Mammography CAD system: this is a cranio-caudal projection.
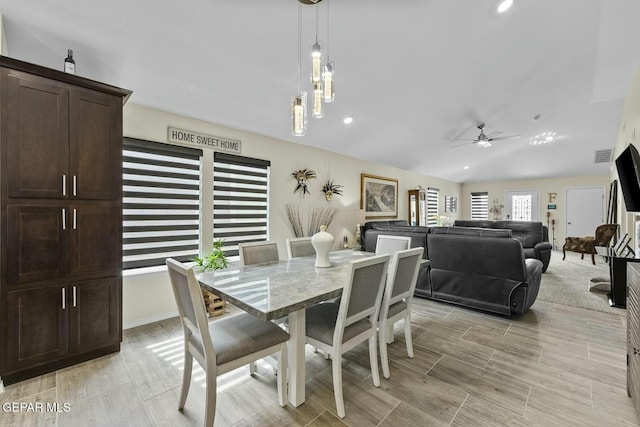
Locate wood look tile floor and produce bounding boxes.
[2,298,638,426]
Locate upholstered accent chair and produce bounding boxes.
[562,224,618,265]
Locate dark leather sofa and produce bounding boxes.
[428,227,542,315]
[360,220,543,315]
[453,220,552,272]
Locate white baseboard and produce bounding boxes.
[0,378,4,393]
[123,310,178,330]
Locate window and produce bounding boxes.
[471,192,489,220]
[213,153,270,260]
[123,138,202,270]
[426,187,439,226]
[505,190,540,221]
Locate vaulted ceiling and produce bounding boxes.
[2,0,639,182]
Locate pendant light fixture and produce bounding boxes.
[292,0,334,134]
[322,0,334,102]
[292,3,307,136]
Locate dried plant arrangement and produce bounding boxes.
[308,207,338,236]
[285,203,304,237]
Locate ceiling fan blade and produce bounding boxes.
[488,134,521,141]
[453,138,478,141]
[450,142,474,149]
[485,130,503,138]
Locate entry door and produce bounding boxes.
[566,186,605,237]
[505,190,540,221]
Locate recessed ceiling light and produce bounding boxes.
[343,116,353,124]
[497,0,513,13]
[463,166,470,170]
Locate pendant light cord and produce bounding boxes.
[326,0,330,62]
[298,3,302,94]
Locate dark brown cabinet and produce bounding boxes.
[4,69,121,200]
[0,56,130,384]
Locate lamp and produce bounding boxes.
[322,0,334,102]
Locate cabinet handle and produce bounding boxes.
[62,288,66,310]
[62,208,66,230]
[72,286,77,307]
[73,209,77,230]
[62,175,67,197]
[73,175,77,197]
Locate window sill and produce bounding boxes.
[123,262,197,278]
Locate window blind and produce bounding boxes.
[213,152,270,260]
[123,138,202,270]
[471,192,489,220]
[426,187,439,226]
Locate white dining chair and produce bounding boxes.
[378,247,424,378]
[165,258,289,427]
[238,241,279,265]
[304,254,390,418]
[375,234,411,255]
[286,237,315,259]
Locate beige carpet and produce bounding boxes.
[536,250,625,314]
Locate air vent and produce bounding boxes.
[594,149,613,164]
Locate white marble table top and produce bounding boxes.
[197,250,376,321]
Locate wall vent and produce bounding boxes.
[594,149,613,164]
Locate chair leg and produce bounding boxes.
[249,361,257,375]
[277,342,288,407]
[581,253,584,260]
[204,362,217,427]
[369,335,381,387]
[591,253,596,265]
[179,351,193,410]
[332,355,345,418]
[386,324,394,344]
[379,324,391,379]
[562,248,566,260]
[404,314,414,359]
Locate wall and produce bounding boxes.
[122,103,461,328]
[460,175,609,249]
[611,65,640,249]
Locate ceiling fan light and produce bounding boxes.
[479,140,492,148]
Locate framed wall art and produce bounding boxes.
[360,173,398,218]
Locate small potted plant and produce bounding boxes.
[194,239,229,272]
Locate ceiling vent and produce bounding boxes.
[594,149,613,164]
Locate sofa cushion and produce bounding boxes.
[431,226,512,238]
[494,221,544,249]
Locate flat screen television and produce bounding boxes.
[615,143,640,212]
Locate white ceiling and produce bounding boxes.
[2,0,639,183]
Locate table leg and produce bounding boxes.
[287,308,306,407]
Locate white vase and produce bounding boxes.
[311,225,334,268]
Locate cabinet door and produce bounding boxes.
[69,277,120,353]
[7,205,69,285]
[69,88,122,200]
[6,285,69,370]
[4,70,70,198]
[69,204,121,276]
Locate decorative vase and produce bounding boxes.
[311,225,334,268]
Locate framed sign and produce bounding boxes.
[360,173,398,219]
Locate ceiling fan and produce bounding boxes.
[452,123,520,148]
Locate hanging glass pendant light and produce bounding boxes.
[292,92,307,136]
[310,4,322,85]
[322,0,334,102]
[292,3,307,136]
[312,83,324,118]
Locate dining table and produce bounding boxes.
[196,249,377,407]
